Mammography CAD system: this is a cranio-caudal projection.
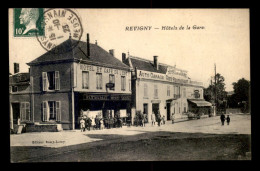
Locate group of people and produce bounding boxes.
[80,114,104,132]
[150,111,167,127]
[220,113,231,126]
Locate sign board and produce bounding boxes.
[106,83,115,89]
[137,69,203,86]
[80,64,128,76]
[166,67,187,78]
[83,93,131,101]
[120,109,127,117]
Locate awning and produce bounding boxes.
[187,99,212,107]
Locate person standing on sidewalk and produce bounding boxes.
[151,112,156,126]
[142,112,146,127]
[226,115,230,125]
[157,111,161,127]
[220,112,226,126]
[80,117,85,132]
[162,115,166,125]
[171,113,175,124]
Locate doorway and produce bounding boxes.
[167,103,171,120]
[152,103,159,118]
[12,103,20,125]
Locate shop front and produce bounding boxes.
[75,92,131,128]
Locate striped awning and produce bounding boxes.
[188,99,212,107]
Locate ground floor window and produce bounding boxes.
[20,102,30,121]
[42,101,61,122]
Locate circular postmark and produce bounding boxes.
[36,8,83,54]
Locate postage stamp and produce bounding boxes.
[36,8,83,54]
[13,8,45,37]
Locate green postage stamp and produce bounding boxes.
[13,8,45,37]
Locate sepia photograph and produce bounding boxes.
[9,8,251,162]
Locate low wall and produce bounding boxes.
[226,108,242,114]
[25,124,63,132]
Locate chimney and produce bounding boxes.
[109,49,114,56]
[122,53,126,62]
[87,33,90,57]
[153,56,159,70]
[14,63,19,74]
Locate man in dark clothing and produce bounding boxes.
[226,115,230,125]
[220,113,226,126]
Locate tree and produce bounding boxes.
[231,78,250,112]
[204,73,227,111]
[232,78,250,103]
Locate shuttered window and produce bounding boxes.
[144,83,148,97]
[55,71,60,90]
[82,71,89,89]
[42,101,61,122]
[20,102,30,121]
[42,101,49,121]
[109,74,115,90]
[42,72,47,91]
[42,71,60,91]
[121,76,126,91]
[96,73,102,89]
[167,85,170,96]
[154,85,158,98]
[56,101,61,122]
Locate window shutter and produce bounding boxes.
[26,102,30,121]
[42,72,47,91]
[56,101,61,122]
[20,103,24,121]
[55,71,60,90]
[42,101,48,121]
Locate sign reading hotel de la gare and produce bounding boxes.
[80,64,128,76]
[137,67,190,84]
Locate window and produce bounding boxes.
[184,103,186,113]
[42,101,61,122]
[96,73,102,89]
[174,85,181,98]
[82,71,89,89]
[167,85,170,96]
[42,71,60,91]
[183,88,186,98]
[20,102,30,121]
[109,74,115,90]
[144,83,148,97]
[154,84,158,98]
[12,86,18,92]
[129,79,131,91]
[121,76,126,91]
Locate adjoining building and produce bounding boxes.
[10,34,132,131]
[122,55,212,122]
[9,64,31,130]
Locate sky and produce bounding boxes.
[9,8,250,91]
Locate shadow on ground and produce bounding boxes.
[11,131,251,162]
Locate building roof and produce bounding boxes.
[28,39,130,70]
[127,56,187,74]
[9,72,30,85]
[129,56,167,74]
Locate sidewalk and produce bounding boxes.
[10,113,251,148]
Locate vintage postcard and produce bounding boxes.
[9,8,250,162]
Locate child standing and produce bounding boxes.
[80,117,85,132]
[171,113,175,124]
[226,115,230,125]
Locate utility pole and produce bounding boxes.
[214,63,217,113]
